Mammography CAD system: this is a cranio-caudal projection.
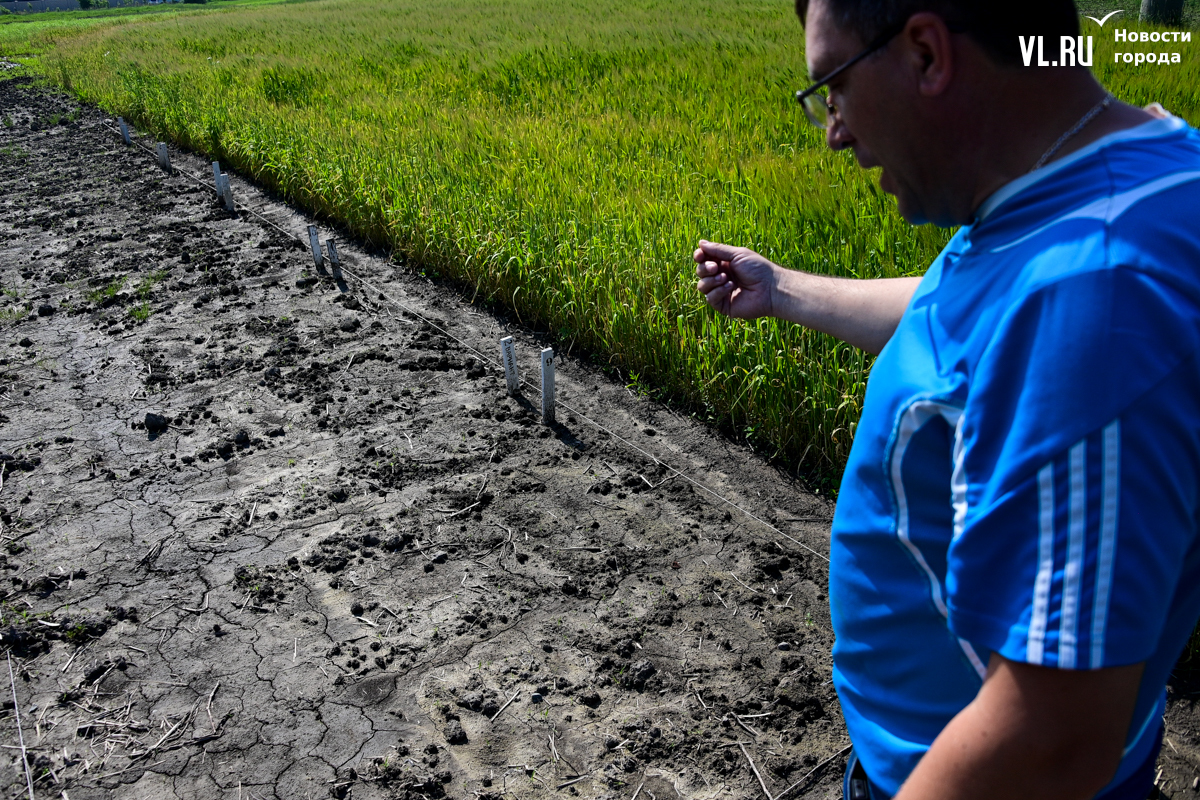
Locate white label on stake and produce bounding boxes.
[118,117,130,145]
[540,347,555,424]
[307,225,323,267]
[157,142,171,174]
[219,174,234,211]
[500,336,519,395]
[325,239,340,269]
[212,161,222,192]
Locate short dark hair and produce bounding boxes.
[794,0,1081,67]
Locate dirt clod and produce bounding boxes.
[144,412,169,433]
[445,720,468,745]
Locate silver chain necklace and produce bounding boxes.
[1032,93,1115,171]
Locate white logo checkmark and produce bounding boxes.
[1085,10,1124,26]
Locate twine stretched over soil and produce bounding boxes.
[7,653,35,800]
[99,122,830,566]
[774,742,853,800]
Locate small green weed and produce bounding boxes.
[128,270,166,320]
[87,276,124,304]
[135,270,167,299]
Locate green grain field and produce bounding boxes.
[3,0,1198,482]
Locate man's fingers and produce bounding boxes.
[701,280,735,309]
[696,239,741,263]
[693,240,744,317]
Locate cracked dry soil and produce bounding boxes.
[0,78,852,799]
[9,78,1200,800]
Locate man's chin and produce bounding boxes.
[875,168,938,224]
[884,179,928,225]
[896,197,928,225]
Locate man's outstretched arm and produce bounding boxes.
[896,654,1144,800]
[694,240,920,355]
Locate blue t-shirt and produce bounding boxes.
[831,114,1200,797]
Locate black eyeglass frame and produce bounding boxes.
[796,16,984,130]
[794,20,909,129]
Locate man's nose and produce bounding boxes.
[826,115,854,152]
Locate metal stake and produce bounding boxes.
[540,347,555,424]
[219,174,235,212]
[307,225,323,268]
[118,116,130,145]
[156,142,172,174]
[500,336,519,396]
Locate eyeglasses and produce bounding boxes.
[794,21,907,129]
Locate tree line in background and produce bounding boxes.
[0,0,212,11]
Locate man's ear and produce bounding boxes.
[901,12,955,97]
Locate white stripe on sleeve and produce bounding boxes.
[951,415,968,543]
[1091,421,1120,669]
[1029,464,1056,665]
[1059,440,1087,669]
[958,637,988,680]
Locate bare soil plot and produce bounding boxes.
[0,78,848,800]
[3,76,1198,800]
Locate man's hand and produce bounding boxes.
[694,240,779,320]
[692,239,922,354]
[895,654,1145,800]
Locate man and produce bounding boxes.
[694,1,1200,798]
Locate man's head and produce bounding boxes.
[796,1,1080,67]
[797,0,1089,226]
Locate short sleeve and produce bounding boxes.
[945,266,1200,669]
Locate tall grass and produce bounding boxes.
[6,0,1199,481]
